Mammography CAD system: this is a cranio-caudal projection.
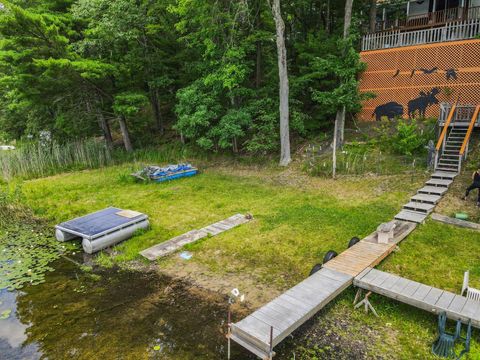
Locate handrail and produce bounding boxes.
[460,105,480,155]
[436,101,458,151]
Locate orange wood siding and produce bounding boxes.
[358,39,480,121]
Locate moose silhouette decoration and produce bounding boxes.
[408,88,440,118]
[372,102,404,121]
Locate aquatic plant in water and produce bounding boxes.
[0,223,69,290]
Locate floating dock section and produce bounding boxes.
[229,221,416,359]
[355,268,480,327]
[55,207,149,254]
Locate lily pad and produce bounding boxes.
[0,213,75,291]
[0,309,11,320]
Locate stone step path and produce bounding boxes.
[140,214,252,260]
[410,193,442,204]
[395,125,466,223]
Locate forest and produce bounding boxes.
[0,0,375,164]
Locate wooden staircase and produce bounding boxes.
[436,125,468,172]
[395,103,479,224]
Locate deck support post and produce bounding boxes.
[268,326,274,360]
[354,290,379,317]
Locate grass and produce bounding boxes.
[20,163,423,287]
[436,140,480,223]
[14,159,480,358]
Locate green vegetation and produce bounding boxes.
[21,164,424,285]
[0,0,373,156]
[303,118,436,177]
[0,188,74,290]
[0,140,206,180]
[436,141,480,222]
[16,162,480,358]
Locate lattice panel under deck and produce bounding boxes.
[359,39,480,120]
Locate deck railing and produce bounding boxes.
[362,18,480,51]
[374,6,480,32]
[438,102,479,126]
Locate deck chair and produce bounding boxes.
[432,312,472,359]
[461,271,480,302]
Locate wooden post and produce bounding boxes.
[227,309,231,359]
[269,326,274,359]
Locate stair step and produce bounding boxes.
[431,171,457,180]
[403,201,435,213]
[436,167,459,172]
[395,210,428,224]
[437,161,458,166]
[411,193,442,204]
[439,158,459,163]
[425,178,453,188]
[418,186,448,196]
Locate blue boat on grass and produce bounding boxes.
[132,164,198,183]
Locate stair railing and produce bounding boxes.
[435,100,458,170]
[458,105,480,172]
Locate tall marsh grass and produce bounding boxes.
[0,140,199,180]
[304,148,428,177]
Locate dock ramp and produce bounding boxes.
[229,268,353,359]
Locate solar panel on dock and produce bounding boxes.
[55,207,148,240]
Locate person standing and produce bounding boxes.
[462,168,480,207]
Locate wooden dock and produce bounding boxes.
[229,220,416,359]
[229,268,353,359]
[354,267,480,327]
[140,214,251,260]
[323,221,416,277]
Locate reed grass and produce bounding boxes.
[0,140,201,181]
[304,148,428,177]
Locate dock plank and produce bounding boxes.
[354,268,480,328]
[140,214,251,260]
[231,268,353,353]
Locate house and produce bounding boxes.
[358,0,480,121]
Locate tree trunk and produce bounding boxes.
[255,0,262,88]
[97,109,113,148]
[326,0,331,33]
[270,0,291,167]
[332,0,354,177]
[369,0,377,33]
[149,87,163,135]
[343,0,354,39]
[118,115,133,152]
[85,96,113,148]
[334,0,354,149]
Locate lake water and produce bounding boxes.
[0,255,260,359]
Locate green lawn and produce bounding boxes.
[22,164,423,286]
[18,163,480,358]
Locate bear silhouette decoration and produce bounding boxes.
[372,102,404,121]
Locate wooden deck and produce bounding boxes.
[140,214,251,260]
[229,220,416,358]
[355,268,480,327]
